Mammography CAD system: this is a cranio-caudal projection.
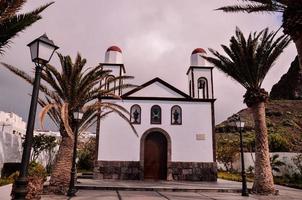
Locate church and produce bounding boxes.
[94,46,217,181]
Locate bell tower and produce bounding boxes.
[187,48,214,99]
[101,45,126,95]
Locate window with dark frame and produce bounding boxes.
[171,105,182,125]
[130,104,141,124]
[105,75,116,93]
[197,77,208,99]
[151,105,161,124]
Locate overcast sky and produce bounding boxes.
[0,0,297,131]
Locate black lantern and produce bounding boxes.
[12,34,58,200]
[67,110,83,197]
[28,34,58,65]
[234,114,249,196]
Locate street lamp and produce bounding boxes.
[234,114,249,197]
[12,34,58,200]
[67,110,83,197]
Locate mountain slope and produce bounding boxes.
[216,100,302,152]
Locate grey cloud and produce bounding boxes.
[0,0,297,130]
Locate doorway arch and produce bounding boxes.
[140,128,172,180]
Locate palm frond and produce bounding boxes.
[0,2,54,54]
[203,27,290,92]
[0,0,27,20]
[217,0,286,13]
[39,103,56,130]
[1,62,61,101]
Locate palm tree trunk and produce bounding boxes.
[292,31,302,69]
[48,135,73,194]
[251,102,275,194]
[94,113,100,163]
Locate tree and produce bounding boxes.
[0,0,53,55]
[203,27,290,194]
[217,0,302,68]
[30,134,57,162]
[29,134,58,173]
[1,53,137,194]
[217,134,239,172]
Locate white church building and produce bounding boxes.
[94,46,217,181]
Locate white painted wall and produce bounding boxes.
[0,111,26,136]
[190,52,207,66]
[102,65,123,77]
[129,82,185,98]
[105,50,123,64]
[98,99,214,163]
[0,130,22,173]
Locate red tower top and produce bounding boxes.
[191,48,206,54]
[106,46,122,53]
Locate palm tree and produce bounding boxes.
[0,0,53,54]
[217,0,302,68]
[203,27,290,194]
[1,53,137,194]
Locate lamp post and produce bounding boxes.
[12,34,58,200]
[67,110,83,197]
[234,114,249,197]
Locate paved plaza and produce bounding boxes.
[41,179,302,200]
[41,189,302,200]
[1,179,302,200]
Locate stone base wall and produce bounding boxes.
[169,162,217,181]
[93,161,141,180]
[94,161,217,181]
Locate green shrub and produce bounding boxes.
[77,138,96,171]
[269,133,291,152]
[0,178,13,186]
[28,161,47,181]
[216,134,240,172]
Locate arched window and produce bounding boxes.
[171,105,182,125]
[150,105,161,124]
[197,77,208,99]
[105,75,116,92]
[130,104,141,124]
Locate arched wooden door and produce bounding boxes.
[144,131,167,180]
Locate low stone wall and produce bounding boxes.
[217,152,300,176]
[94,161,217,181]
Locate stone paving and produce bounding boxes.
[1,179,301,200]
[40,179,302,200]
[41,189,302,200]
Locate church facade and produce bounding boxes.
[94,46,217,181]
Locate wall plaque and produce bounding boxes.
[196,134,206,140]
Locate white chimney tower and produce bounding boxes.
[104,46,123,64]
[190,48,207,66]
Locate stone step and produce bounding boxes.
[77,172,94,179]
[82,172,93,176]
[75,184,248,193]
[77,175,93,179]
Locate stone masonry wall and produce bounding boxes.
[170,162,217,181]
[94,161,217,181]
[94,161,141,180]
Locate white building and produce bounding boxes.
[0,111,25,173]
[0,111,26,136]
[95,46,217,181]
